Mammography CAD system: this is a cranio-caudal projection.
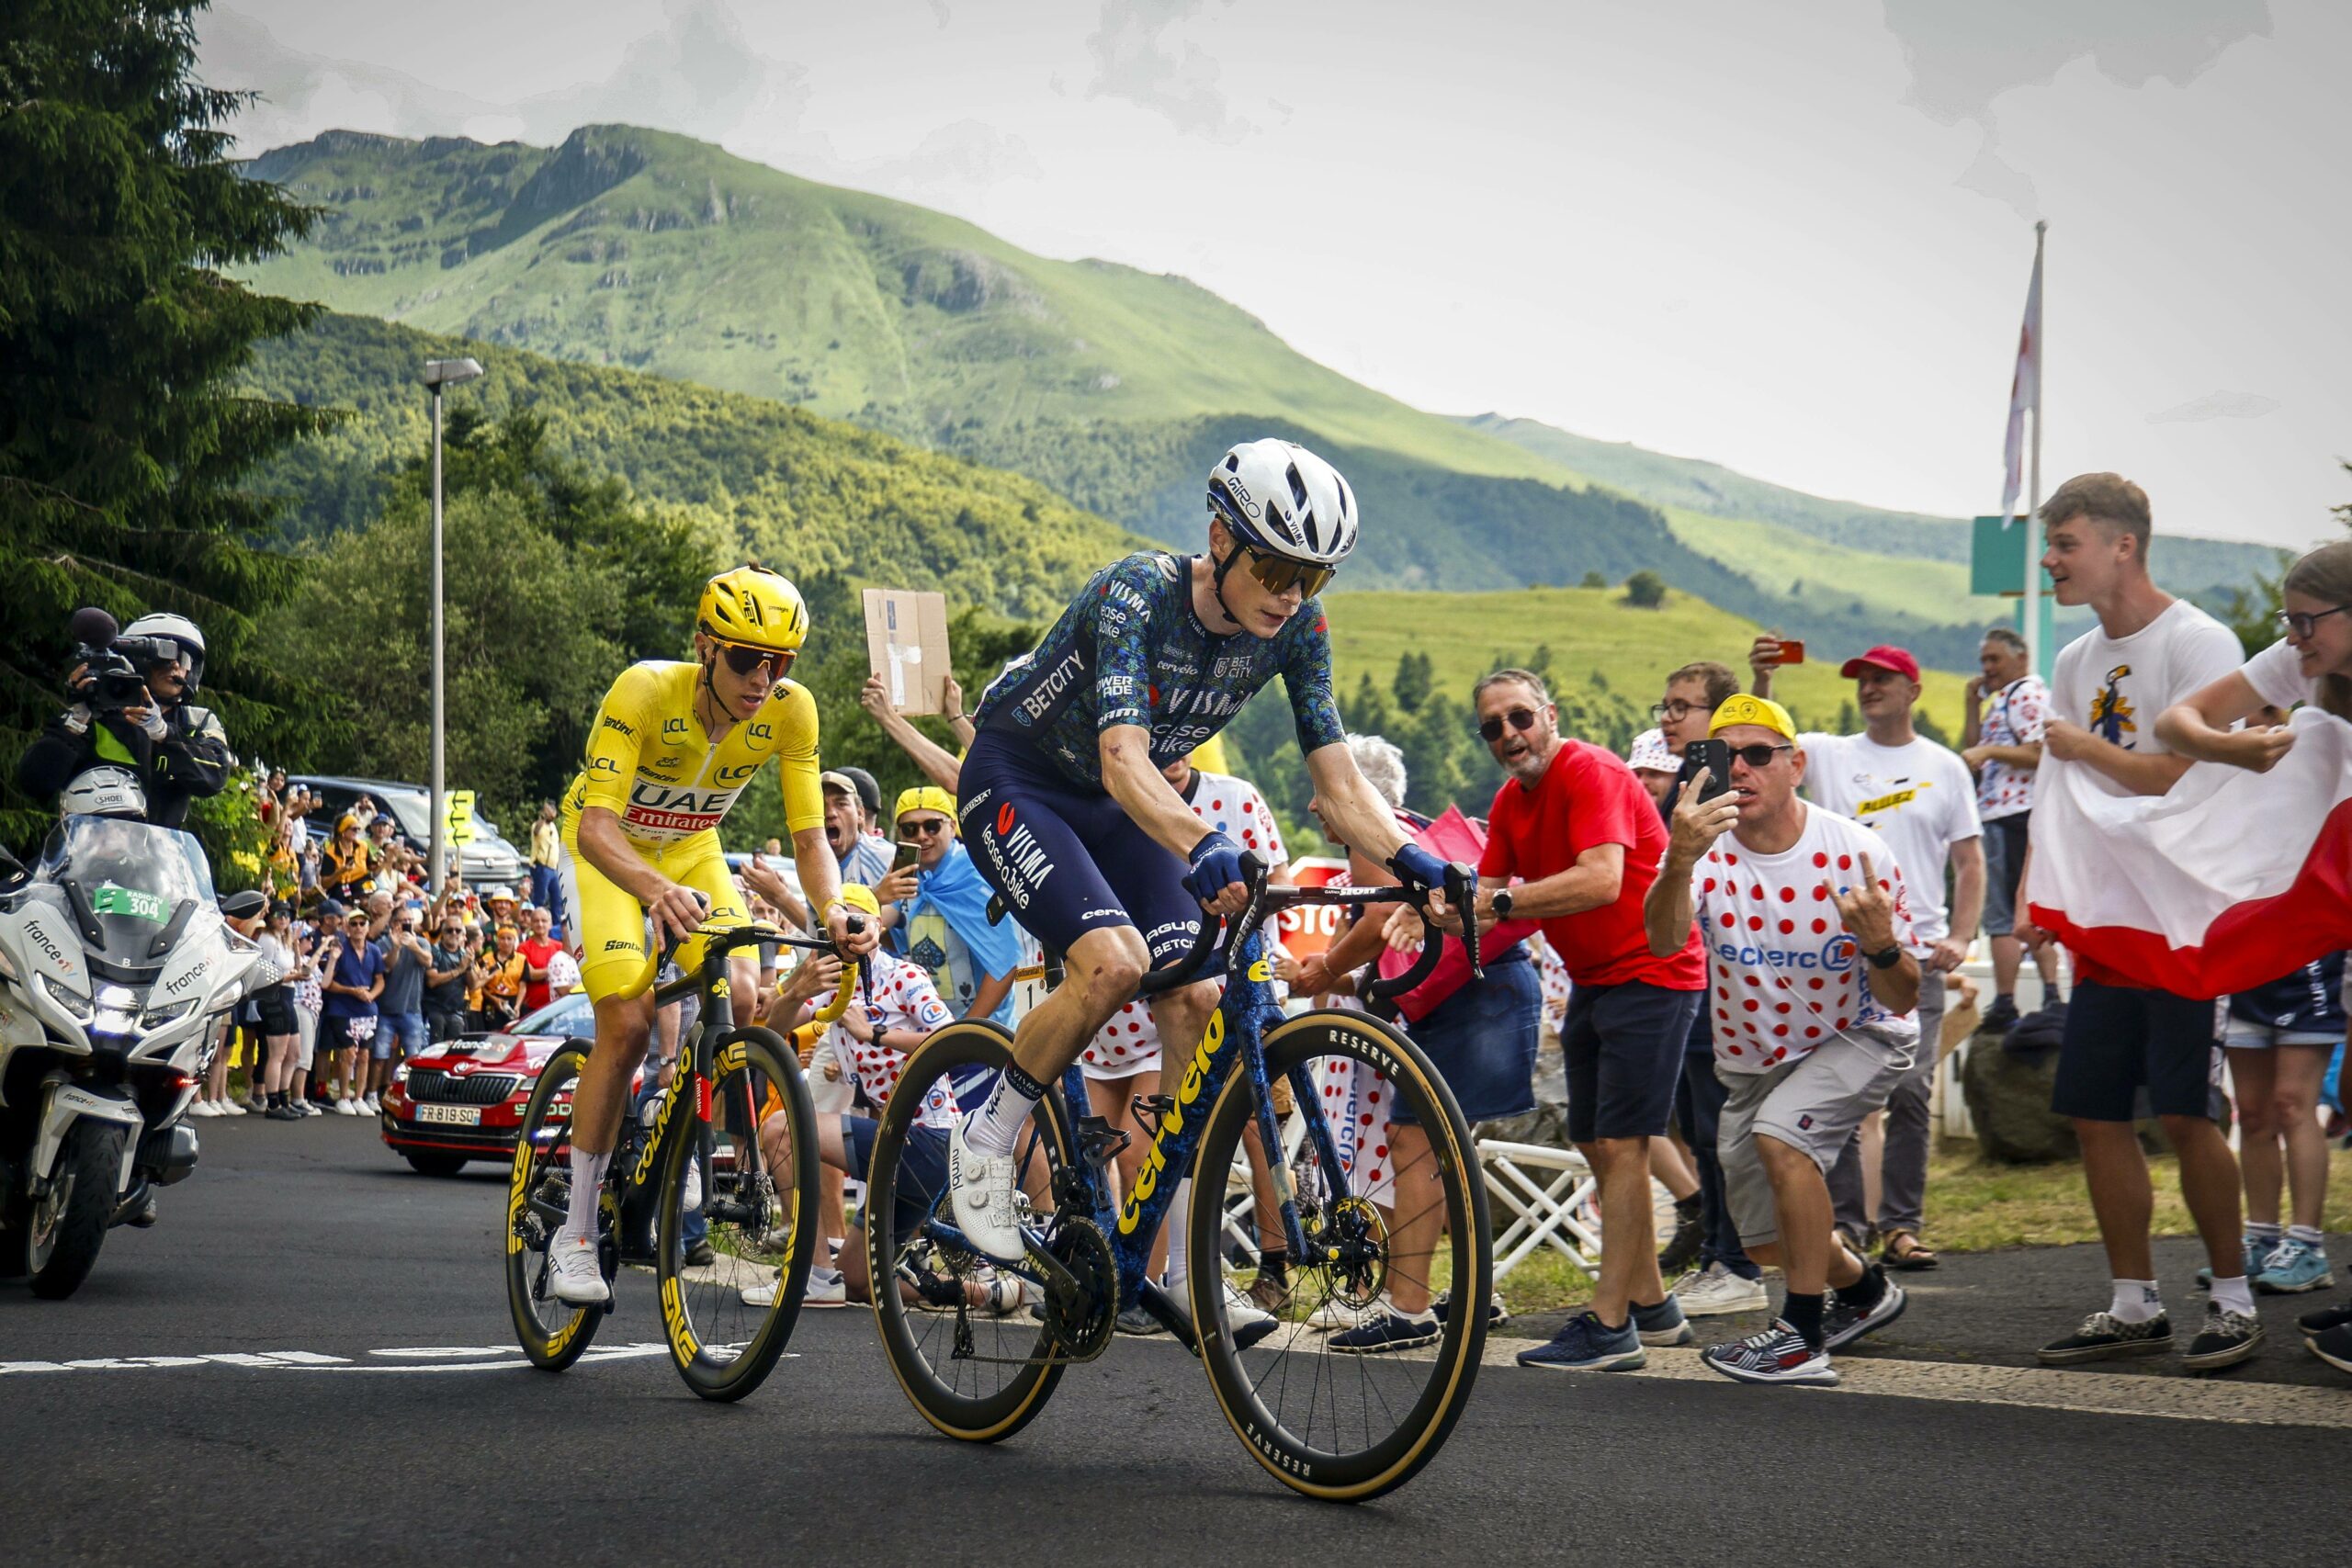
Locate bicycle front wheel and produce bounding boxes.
[654,1026,820,1402]
[504,1040,604,1371]
[1190,1010,1491,1502]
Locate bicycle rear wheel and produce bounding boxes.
[654,1027,820,1402]
[866,1021,1074,1443]
[1190,1010,1490,1501]
[504,1040,604,1371]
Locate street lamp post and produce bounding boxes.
[421,356,484,904]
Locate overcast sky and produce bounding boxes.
[198,0,2346,550]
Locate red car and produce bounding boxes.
[379,994,640,1176]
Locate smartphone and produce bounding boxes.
[1682,739,1733,803]
[1774,638,1805,665]
[892,839,922,873]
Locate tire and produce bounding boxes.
[1190,1010,1490,1502]
[503,1041,604,1371]
[404,1152,469,1178]
[28,1122,126,1300]
[654,1027,818,1402]
[867,1021,1072,1443]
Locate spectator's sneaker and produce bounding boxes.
[188,1100,216,1118]
[1114,1305,1166,1337]
[1431,1289,1510,1328]
[1658,1205,1706,1277]
[545,1226,609,1306]
[2035,1310,2173,1365]
[1674,1262,1770,1317]
[363,1092,382,1114]
[1823,1280,1908,1351]
[1305,1293,1386,1333]
[1166,1277,1281,1349]
[1329,1309,1441,1355]
[684,1239,716,1268]
[1702,1320,1837,1387]
[1633,1295,1695,1347]
[973,1269,1036,1317]
[332,1098,356,1116]
[2181,1302,2264,1371]
[2295,1296,2352,1337]
[2196,1235,2270,1290]
[945,1122,1024,1263]
[2254,1237,2335,1294]
[1977,995,2019,1038]
[2307,1322,2352,1377]
[266,1102,304,1121]
[1247,1273,1292,1314]
[300,1099,325,1115]
[1515,1311,1646,1371]
[221,1099,248,1116]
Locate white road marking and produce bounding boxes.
[0,1342,700,1375]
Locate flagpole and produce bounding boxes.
[2023,220,2046,676]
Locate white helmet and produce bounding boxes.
[122,613,206,694]
[1206,439,1359,568]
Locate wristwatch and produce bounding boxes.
[1865,943,1903,969]
[1489,888,1515,920]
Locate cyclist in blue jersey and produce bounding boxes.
[947,438,1455,1264]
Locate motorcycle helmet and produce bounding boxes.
[122,613,207,694]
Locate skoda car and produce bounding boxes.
[378,993,603,1175]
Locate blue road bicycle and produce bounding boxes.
[863,856,1493,1501]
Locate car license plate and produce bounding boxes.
[417,1104,481,1127]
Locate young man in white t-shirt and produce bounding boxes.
[2018,471,2259,1371]
[1750,640,1983,1269]
[1645,694,1924,1386]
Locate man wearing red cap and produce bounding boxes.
[1751,638,1982,1271]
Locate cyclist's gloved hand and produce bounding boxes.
[1386,843,1447,893]
[1183,830,1248,904]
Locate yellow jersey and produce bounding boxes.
[561,660,824,847]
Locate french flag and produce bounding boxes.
[2026,709,2352,1000]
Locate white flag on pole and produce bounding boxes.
[1999,245,2042,525]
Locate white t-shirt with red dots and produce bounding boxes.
[1080,770,1289,1080]
[823,949,957,1127]
[1688,803,1922,1073]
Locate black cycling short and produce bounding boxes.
[956,730,1202,963]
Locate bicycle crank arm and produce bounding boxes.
[1136,1278,1199,1355]
[916,1217,1082,1299]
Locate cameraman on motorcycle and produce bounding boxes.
[16,612,233,829]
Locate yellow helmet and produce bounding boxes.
[697,564,809,652]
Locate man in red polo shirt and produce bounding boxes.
[1462,667,1707,1371]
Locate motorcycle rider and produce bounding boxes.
[16,611,233,829]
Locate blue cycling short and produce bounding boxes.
[956,730,1203,962]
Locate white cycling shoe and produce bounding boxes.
[546,1225,609,1305]
[947,1122,1025,1263]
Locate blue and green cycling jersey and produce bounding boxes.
[973,551,1345,790]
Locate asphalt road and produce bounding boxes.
[2,1113,2346,1567]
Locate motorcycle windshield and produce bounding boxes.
[35,814,219,967]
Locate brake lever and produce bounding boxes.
[1442,862,1483,980]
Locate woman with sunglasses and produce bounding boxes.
[537,564,882,1308]
[944,438,1454,1263]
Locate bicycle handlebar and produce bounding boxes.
[1131,849,1269,998]
[1360,860,1481,1003]
[607,894,867,1012]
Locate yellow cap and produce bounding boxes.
[1709,694,1797,741]
[894,784,957,828]
[836,882,883,919]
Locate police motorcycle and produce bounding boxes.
[0,800,281,1298]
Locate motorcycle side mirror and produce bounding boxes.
[0,844,26,894]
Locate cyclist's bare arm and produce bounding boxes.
[1100,723,1220,860]
[576,806,707,945]
[1305,740,1415,870]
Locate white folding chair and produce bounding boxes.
[1478,1138,1603,1283]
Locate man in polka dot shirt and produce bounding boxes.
[1643,694,1926,1387]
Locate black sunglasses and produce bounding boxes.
[901,818,951,839]
[1724,742,1794,771]
[2278,604,2352,640]
[1477,706,1542,743]
[718,642,796,680]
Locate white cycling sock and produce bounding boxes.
[2109,1278,2163,1324]
[966,1063,1045,1159]
[565,1149,611,1239]
[2211,1275,2256,1317]
[1162,1177,1192,1296]
[2245,1221,2283,1243]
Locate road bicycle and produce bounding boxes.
[504,919,858,1401]
[864,855,1493,1501]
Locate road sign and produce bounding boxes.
[445,789,476,846]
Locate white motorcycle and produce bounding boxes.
[0,814,279,1298]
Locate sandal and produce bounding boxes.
[1881,1231,1939,1270]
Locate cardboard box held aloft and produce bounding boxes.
[862,589,954,715]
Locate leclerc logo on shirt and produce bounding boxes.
[1715,931,1856,973]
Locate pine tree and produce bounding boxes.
[1,0,332,843]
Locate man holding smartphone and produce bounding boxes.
[876,785,1021,1026]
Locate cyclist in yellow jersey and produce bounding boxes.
[545,564,881,1306]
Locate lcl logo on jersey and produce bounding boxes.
[662,717,690,740]
[748,722,773,742]
[715,762,757,784]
